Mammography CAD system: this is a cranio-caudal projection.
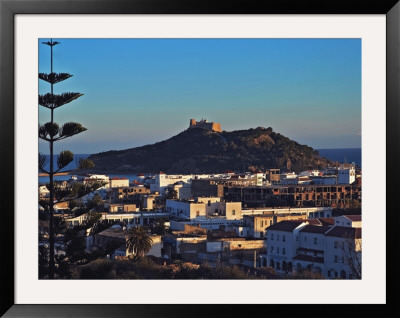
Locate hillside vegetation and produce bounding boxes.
[85,127,335,174]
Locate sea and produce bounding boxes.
[38,154,144,184]
[39,148,361,184]
[316,148,361,167]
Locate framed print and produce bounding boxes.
[1,0,399,317]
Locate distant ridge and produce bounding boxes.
[83,126,336,174]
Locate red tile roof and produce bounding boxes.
[300,225,331,234]
[317,218,335,226]
[344,215,361,222]
[306,219,322,225]
[267,220,305,232]
[325,226,361,239]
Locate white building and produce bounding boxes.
[252,171,264,186]
[310,176,337,185]
[109,177,129,188]
[337,167,356,184]
[241,207,332,219]
[266,220,362,279]
[333,215,361,228]
[324,226,362,279]
[66,211,170,227]
[166,199,206,219]
[266,220,307,272]
[280,172,297,180]
[142,194,157,211]
[166,198,242,220]
[281,176,311,185]
[150,172,229,195]
[170,217,243,231]
[83,174,110,186]
[151,172,190,195]
[299,170,320,177]
[172,182,192,200]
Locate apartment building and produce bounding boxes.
[266,218,362,279]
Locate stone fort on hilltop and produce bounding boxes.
[189,118,222,132]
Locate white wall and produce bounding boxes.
[109,179,129,188]
[166,200,206,219]
[338,167,355,184]
[333,216,361,228]
[324,236,361,279]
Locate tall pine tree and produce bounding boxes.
[39,39,96,278]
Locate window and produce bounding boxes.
[342,257,345,264]
[296,236,299,241]
[277,235,280,241]
[232,210,236,215]
[277,247,280,254]
[260,220,263,227]
[328,270,331,277]
[282,248,286,255]
[270,246,274,253]
[304,236,307,242]
[334,255,338,263]
[271,233,274,240]
[314,237,318,245]
[283,235,286,242]
[334,241,338,248]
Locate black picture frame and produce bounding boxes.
[1,0,399,317]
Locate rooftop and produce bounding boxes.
[344,215,362,222]
[325,226,361,239]
[97,227,127,239]
[317,218,335,226]
[267,220,305,232]
[300,225,331,234]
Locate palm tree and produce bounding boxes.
[125,226,153,260]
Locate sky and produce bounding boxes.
[39,38,361,154]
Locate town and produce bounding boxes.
[38,121,362,280]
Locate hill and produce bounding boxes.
[84,127,336,174]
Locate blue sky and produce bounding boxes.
[39,38,361,154]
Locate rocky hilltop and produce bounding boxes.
[84,127,336,174]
